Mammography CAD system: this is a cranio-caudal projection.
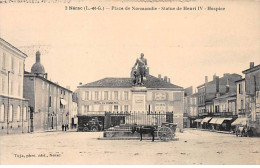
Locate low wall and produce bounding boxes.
[103,130,158,138]
[0,121,29,135]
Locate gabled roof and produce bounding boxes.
[78,75,183,89]
[0,37,27,58]
[242,64,260,74]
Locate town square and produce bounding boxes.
[1,129,260,165]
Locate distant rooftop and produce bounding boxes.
[24,71,72,93]
[78,75,183,89]
[242,64,260,74]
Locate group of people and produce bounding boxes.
[62,124,69,131]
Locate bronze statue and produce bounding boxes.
[132,53,147,85]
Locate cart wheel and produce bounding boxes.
[91,126,98,132]
[157,127,173,141]
[83,127,89,132]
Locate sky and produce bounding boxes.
[0,0,259,92]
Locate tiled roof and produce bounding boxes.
[78,75,183,89]
[24,72,72,93]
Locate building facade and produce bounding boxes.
[70,101,78,129]
[23,51,73,132]
[0,38,29,135]
[242,63,260,127]
[197,73,241,117]
[188,93,199,128]
[236,78,247,117]
[197,84,206,117]
[75,74,184,129]
[183,86,193,128]
[213,93,237,116]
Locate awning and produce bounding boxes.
[215,118,225,125]
[209,118,218,124]
[224,118,233,121]
[215,118,233,125]
[194,119,203,122]
[60,99,67,105]
[231,118,247,126]
[201,117,212,124]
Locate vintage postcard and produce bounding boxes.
[0,0,259,166]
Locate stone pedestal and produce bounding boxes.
[131,86,147,112]
[125,86,148,125]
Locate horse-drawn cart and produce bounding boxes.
[131,122,177,141]
[157,122,177,141]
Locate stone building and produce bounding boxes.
[188,92,199,128]
[236,78,246,117]
[23,51,73,132]
[233,78,248,127]
[241,63,260,131]
[232,62,260,135]
[0,38,29,134]
[75,73,184,129]
[194,73,241,130]
[197,73,242,117]
[183,86,193,128]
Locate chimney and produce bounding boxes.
[226,78,230,93]
[79,82,82,85]
[205,76,208,83]
[158,74,161,79]
[168,78,171,83]
[213,73,216,81]
[250,62,254,69]
[216,76,219,93]
[164,76,167,82]
[44,73,48,79]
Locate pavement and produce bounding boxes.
[191,128,233,134]
[0,128,259,165]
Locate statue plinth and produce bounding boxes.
[131,86,147,112]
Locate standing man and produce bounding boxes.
[132,53,147,85]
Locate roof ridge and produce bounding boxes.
[78,75,183,89]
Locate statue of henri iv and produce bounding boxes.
[132,53,148,85]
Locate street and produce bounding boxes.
[0,129,259,165]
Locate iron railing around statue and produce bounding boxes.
[104,111,174,129]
